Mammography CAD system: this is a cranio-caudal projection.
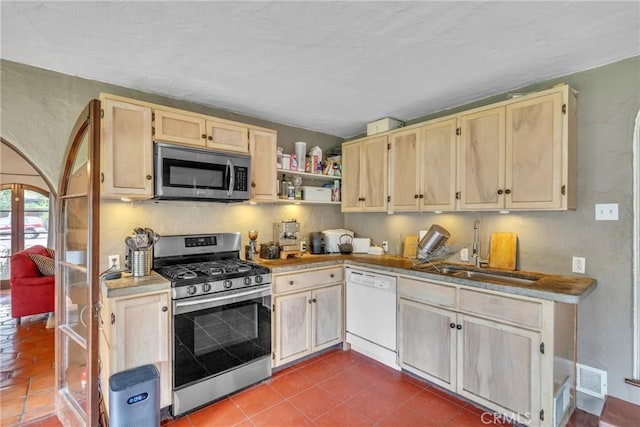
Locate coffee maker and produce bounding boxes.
[273,219,300,252]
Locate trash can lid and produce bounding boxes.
[110,364,159,392]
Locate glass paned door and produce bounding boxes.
[55,100,101,426]
[0,185,50,287]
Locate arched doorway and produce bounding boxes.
[0,140,55,289]
[0,140,58,425]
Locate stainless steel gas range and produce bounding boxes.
[153,233,272,417]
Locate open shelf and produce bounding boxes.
[277,169,342,181]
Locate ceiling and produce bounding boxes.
[1,1,639,138]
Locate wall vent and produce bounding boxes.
[576,363,607,399]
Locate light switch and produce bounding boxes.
[595,203,619,221]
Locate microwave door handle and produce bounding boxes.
[227,159,235,197]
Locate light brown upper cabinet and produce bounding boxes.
[206,120,249,153]
[341,135,388,212]
[249,128,278,201]
[154,109,207,146]
[389,117,457,212]
[100,96,154,199]
[459,85,575,211]
[154,110,250,153]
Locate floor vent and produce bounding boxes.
[576,363,607,399]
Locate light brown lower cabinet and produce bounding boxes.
[273,267,344,367]
[398,276,576,427]
[99,289,172,412]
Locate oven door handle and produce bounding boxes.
[174,285,270,314]
[226,159,234,197]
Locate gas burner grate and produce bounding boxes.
[161,265,199,280]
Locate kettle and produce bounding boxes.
[338,234,353,255]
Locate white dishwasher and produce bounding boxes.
[345,267,399,370]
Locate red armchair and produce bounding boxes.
[10,245,55,323]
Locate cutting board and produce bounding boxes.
[488,232,517,270]
[403,236,419,258]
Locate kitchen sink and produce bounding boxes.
[411,263,540,286]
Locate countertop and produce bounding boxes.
[101,271,171,298]
[255,253,597,304]
[99,253,597,304]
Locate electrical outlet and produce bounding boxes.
[460,248,469,262]
[381,241,389,252]
[595,203,619,221]
[108,255,120,270]
[572,256,586,274]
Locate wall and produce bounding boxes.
[345,56,640,408]
[0,141,50,190]
[0,59,345,266]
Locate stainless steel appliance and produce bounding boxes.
[153,233,271,417]
[309,232,325,254]
[154,142,251,202]
[273,219,300,252]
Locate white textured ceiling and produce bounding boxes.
[1,1,639,137]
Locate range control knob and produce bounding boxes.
[187,285,197,295]
[243,277,252,286]
[223,279,233,289]
[202,283,212,293]
[255,275,263,284]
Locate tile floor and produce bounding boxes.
[162,349,600,427]
[0,290,60,426]
[0,288,599,427]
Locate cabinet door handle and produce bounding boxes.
[201,134,206,139]
[419,194,424,199]
[308,299,313,304]
[162,306,168,312]
[251,182,256,188]
[449,323,456,329]
[330,273,335,278]
[312,298,317,303]
[289,280,294,285]
[111,313,115,325]
[497,189,504,195]
[456,324,462,330]
[207,136,213,141]
[100,173,105,183]
[414,194,419,199]
[146,175,152,180]
[505,189,511,195]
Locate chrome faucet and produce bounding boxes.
[472,218,487,267]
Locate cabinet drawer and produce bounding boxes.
[274,267,344,294]
[399,277,456,308]
[459,288,542,329]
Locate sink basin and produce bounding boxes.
[452,270,537,286]
[412,263,539,286]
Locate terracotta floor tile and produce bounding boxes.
[29,372,55,393]
[404,390,463,426]
[379,404,440,427]
[233,420,254,427]
[12,361,54,379]
[40,415,64,427]
[444,408,488,427]
[230,384,284,417]
[314,403,373,427]
[0,396,26,418]
[288,385,341,420]
[424,384,468,408]
[346,386,406,424]
[249,401,312,427]
[188,398,247,427]
[25,389,56,411]
[318,369,371,400]
[349,359,397,384]
[297,359,344,382]
[0,415,21,426]
[269,370,315,398]
[370,376,423,402]
[22,402,56,422]
[0,378,29,400]
[163,416,193,426]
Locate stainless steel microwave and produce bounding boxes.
[154,142,251,202]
